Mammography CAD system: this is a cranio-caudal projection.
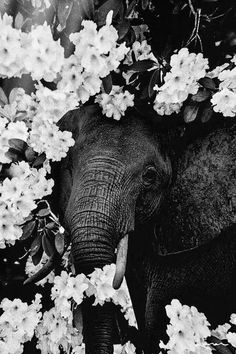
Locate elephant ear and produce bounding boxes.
[155,123,236,256]
[52,104,101,221]
[57,103,101,138]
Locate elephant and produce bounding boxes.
[55,104,236,354]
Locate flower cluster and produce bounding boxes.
[154,48,209,115]
[35,306,83,354]
[25,253,55,286]
[124,39,157,65]
[160,299,211,353]
[95,86,134,120]
[60,12,129,104]
[0,295,42,354]
[51,271,89,319]
[211,313,236,348]
[87,264,137,327]
[0,14,64,81]
[211,55,236,117]
[29,84,76,161]
[0,161,54,248]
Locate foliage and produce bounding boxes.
[0,0,235,353]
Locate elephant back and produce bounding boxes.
[156,123,236,253]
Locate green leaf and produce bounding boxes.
[183,103,199,123]
[148,69,160,98]
[126,60,156,72]
[32,153,46,168]
[30,232,42,257]
[42,231,56,257]
[199,77,217,90]
[97,0,121,27]
[56,0,73,31]
[55,231,65,255]
[32,245,43,266]
[102,74,112,94]
[20,220,36,241]
[0,87,8,106]
[191,89,210,102]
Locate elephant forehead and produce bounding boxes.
[76,119,161,163]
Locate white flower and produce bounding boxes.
[211,323,231,340]
[211,88,236,117]
[25,253,55,286]
[226,332,236,347]
[24,23,64,81]
[230,313,236,325]
[95,86,134,120]
[154,48,208,116]
[160,299,211,354]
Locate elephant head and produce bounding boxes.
[57,106,236,354]
[57,105,171,353]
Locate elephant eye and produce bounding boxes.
[142,166,157,186]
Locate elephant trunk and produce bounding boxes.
[66,158,131,354]
[70,210,116,354]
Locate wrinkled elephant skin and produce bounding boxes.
[56,106,236,354]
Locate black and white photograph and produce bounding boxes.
[0,0,235,353]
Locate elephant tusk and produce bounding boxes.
[112,234,128,290]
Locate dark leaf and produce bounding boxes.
[32,153,46,168]
[73,306,83,332]
[140,85,149,100]
[126,60,156,72]
[0,87,8,106]
[46,221,57,230]
[125,0,137,17]
[20,220,36,241]
[199,77,217,90]
[8,139,27,153]
[201,104,214,123]
[25,147,37,162]
[141,0,149,10]
[117,19,130,40]
[97,0,121,27]
[42,231,56,257]
[37,208,50,218]
[32,245,43,266]
[55,231,65,255]
[56,0,73,31]
[102,74,112,94]
[30,232,42,257]
[191,89,210,102]
[22,214,34,223]
[148,69,160,98]
[80,0,94,19]
[14,12,24,29]
[183,103,199,123]
[24,253,57,285]
[5,150,22,162]
[209,336,231,354]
